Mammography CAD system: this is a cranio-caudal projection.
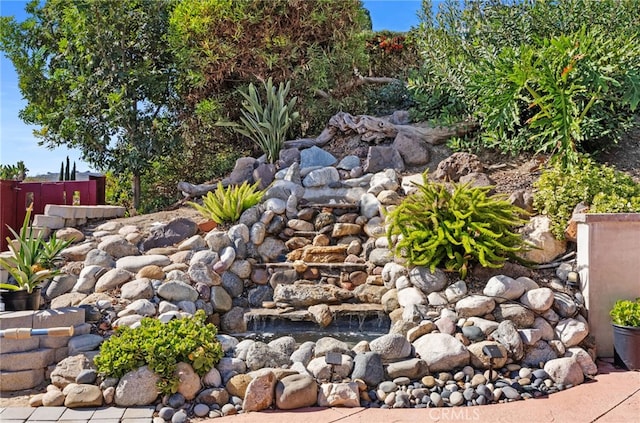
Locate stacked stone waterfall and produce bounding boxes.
[21,148,591,418]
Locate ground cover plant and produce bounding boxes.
[95,310,223,394]
[534,157,640,239]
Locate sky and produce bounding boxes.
[0,0,423,176]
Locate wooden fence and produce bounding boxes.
[0,176,105,251]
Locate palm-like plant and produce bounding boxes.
[0,207,71,293]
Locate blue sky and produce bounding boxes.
[0,0,423,176]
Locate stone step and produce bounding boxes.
[44,204,126,220]
[32,214,66,230]
[0,368,44,391]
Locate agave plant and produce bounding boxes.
[0,207,72,293]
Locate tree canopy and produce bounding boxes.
[1,0,179,208]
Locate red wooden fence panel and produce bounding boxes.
[0,176,106,251]
[0,180,19,251]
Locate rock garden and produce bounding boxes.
[0,111,603,422]
[2,1,640,421]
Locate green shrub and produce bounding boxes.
[95,310,223,394]
[533,158,640,239]
[365,79,415,117]
[386,173,529,279]
[0,161,28,180]
[220,78,299,163]
[169,0,370,145]
[469,27,640,168]
[188,181,265,225]
[411,0,640,157]
[610,298,640,327]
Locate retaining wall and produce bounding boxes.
[0,307,87,391]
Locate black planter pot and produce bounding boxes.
[612,323,640,370]
[0,287,42,311]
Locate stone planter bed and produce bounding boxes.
[0,146,595,422]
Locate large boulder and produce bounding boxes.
[140,217,198,252]
[351,352,384,386]
[114,366,160,406]
[369,333,412,361]
[517,216,566,264]
[275,374,318,410]
[243,371,277,412]
[412,333,469,372]
[317,382,360,407]
[544,357,585,386]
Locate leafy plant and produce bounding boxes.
[95,310,223,394]
[610,298,640,327]
[386,173,529,279]
[365,79,415,117]
[534,157,640,238]
[469,27,640,168]
[218,78,299,163]
[0,207,72,293]
[188,181,265,225]
[0,161,28,180]
[411,0,640,156]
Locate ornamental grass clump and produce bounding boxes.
[95,310,223,394]
[386,173,529,279]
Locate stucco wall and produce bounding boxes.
[576,213,640,357]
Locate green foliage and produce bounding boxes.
[188,181,265,225]
[386,173,529,279]
[610,299,640,327]
[469,28,640,168]
[533,157,640,239]
[0,207,71,293]
[365,79,415,117]
[95,310,223,394]
[0,161,28,180]
[169,0,371,139]
[1,0,181,209]
[220,78,299,163]
[411,0,640,159]
[104,170,133,212]
[365,30,422,82]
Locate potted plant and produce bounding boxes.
[610,298,640,370]
[0,207,71,311]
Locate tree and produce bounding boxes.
[0,0,180,208]
[168,0,372,158]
